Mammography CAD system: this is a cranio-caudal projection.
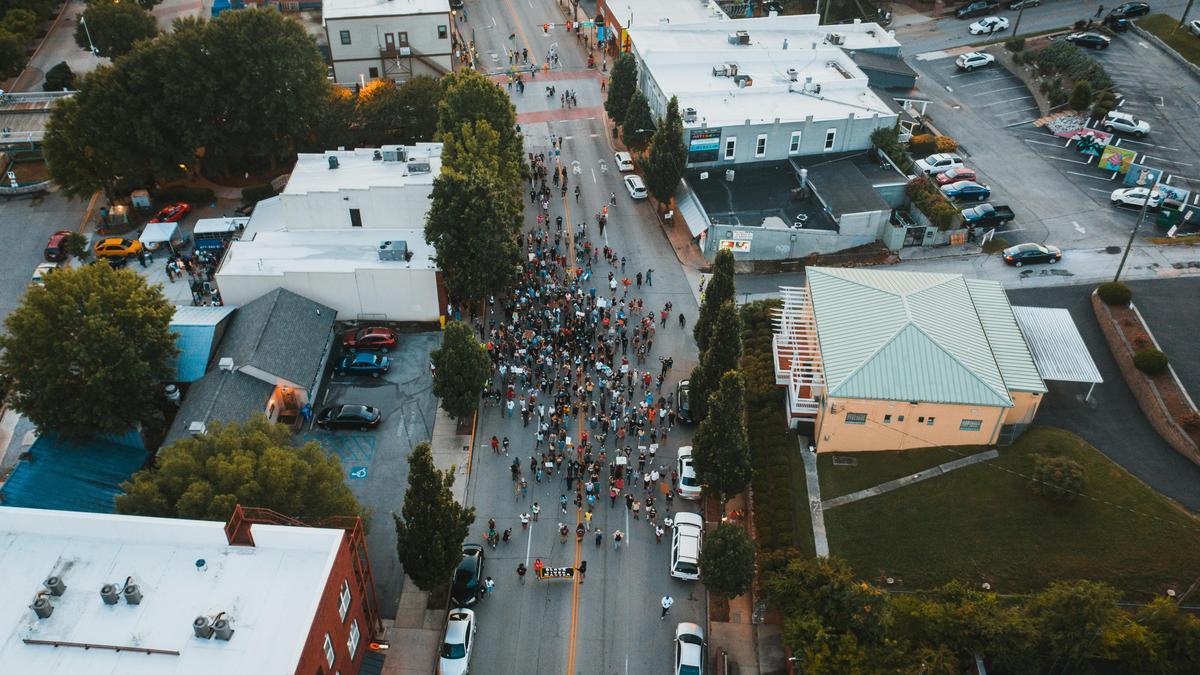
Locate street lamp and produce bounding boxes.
[80,16,99,57]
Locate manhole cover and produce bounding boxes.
[1105,246,1122,254]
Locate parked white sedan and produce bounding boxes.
[438,609,476,675]
[1111,187,1163,208]
[624,174,648,199]
[955,51,995,71]
[969,16,1010,35]
[676,446,702,501]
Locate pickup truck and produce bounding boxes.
[960,203,1014,228]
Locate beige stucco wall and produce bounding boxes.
[813,397,1008,453]
[1003,390,1043,426]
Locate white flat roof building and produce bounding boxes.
[246,143,442,235]
[322,0,449,21]
[0,507,345,674]
[216,229,442,322]
[602,0,730,29]
[630,15,896,129]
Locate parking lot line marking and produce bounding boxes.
[982,84,1029,93]
[950,70,1006,79]
[1023,138,1064,148]
[1119,138,1181,151]
[1145,155,1193,167]
[1087,187,1114,195]
[1166,174,1200,184]
[978,96,1034,108]
[956,76,1012,86]
[1044,156,1090,165]
[1065,170,1114,182]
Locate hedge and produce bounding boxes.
[1133,348,1169,376]
[905,177,959,230]
[1096,282,1132,306]
[153,186,215,204]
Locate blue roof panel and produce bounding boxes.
[0,433,147,514]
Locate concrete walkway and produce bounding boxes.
[799,440,830,558]
[821,449,1001,510]
[380,405,472,675]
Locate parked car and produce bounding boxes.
[940,181,992,201]
[676,379,693,423]
[1190,19,1200,37]
[1108,2,1151,19]
[1003,242,1062,266]
[624,174,647,199]
[44,230,73,262]
[31,262,59,286]
[915,153,964,175]
[92,237,143,259]
[614,151,634,172]
[438,609,476,675]
[956,0,999,19]
[336,352,391,377]
[955,51,995,71]
[670,512,704,580]
[1102,15,1132,32]
[1065,32,1111,49]
[1007,0,1041,9]
[676,446,702,500]
[961,203,1015,227]
[675,623,706,675]
[451,544,485,607]
[342,326,398,352]
[1103,111,1150,137]
[969,16,1009,35]
[1111,186,1163,208]
[936,167,978,186]
[316,404,382,430]
[149,202,191,223]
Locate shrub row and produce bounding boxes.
[1034,41,1112,106]
[905,176,960,231]
[869,126,912,174]
[908,133,957,158]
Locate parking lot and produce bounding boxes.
[300,329,442,618]
[940,57,1041,129]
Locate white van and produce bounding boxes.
[670,512,704,580]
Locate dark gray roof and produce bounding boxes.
[163,369,276,446]
[851,50,918,78]
[803,158,892,216]
[218,288,336,390]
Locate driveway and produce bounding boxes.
[301,329,441,619]
[1007,284,1200,512]
[1127,277,1200,404]
[0,191,86,324]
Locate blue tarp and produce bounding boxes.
[170,305,235,382]
[0,432,147,514]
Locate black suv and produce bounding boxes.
[956,0,1000,19]
[450,544,485,607]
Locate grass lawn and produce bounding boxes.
[819,445,977,498]
[1138,14,1200,67]
[823,427,1200,598]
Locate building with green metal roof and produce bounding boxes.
[774,267,1048,452]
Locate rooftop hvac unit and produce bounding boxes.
[43,576,66,596]
[786,68,798,82]
[727,30,750,45]
[31,597,53,619]
[218,357,235,372]
[100,584,120,605]
[124,584,143,605]
[725,169,735,182]
[328,156,339,170]
[828,33,845,45]
[406,160,431,174]
[734,75,753,88]
[381,146,407,162]
[194,616,215,639]
[213,618,235,641]
[683,107,697,122]
[188,421,207,436]
[712,62,738,77]
[372,150,382,161]
[378,240,412,262]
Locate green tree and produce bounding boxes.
[691,299,742,421]
[621,90,654,152]
[42,61,77,91]
[436,68,522,181]
[0,29,26,78]
[0,264,176,438]
[1026,580,1120,670]
[765,556,891,649]
[394,442,475,591]
[44,88,135,200]
[63,232,90,261]
[604,54,637,127]
[1132,597,1200,672]
[694,248,735,353]
[74,3,159,59]
[643,95,686,204]
[431,320,491,419]
[439,119,522,216]
[425,170,522,303]
[1069,80,1092,112]
[355,77,442,147]
[305,85,357,152]
[698,522,755,598]
[117,416,363,520]
[1,8,37,41]
[692,371,752,500]
[1029,454,1085,501]
[394,75,442,143]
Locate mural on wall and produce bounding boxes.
[1123,163,1163,188]
[719,239,752,252]
[1100,146,1136,174]
[688,128,723,164]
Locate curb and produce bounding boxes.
[1130,23,1200,81]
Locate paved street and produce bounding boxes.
[0,192,86,323]
[459,1,708,672]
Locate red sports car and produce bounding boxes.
[149,202,192,223]
[342,326,398,352]
[935,167,977,186]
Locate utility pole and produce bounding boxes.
[1013,2,1029,37]
[1180,0,1197,28]
[1113,176,1161,283]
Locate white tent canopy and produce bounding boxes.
[1012,306,1103,384]
[138,221,182,250]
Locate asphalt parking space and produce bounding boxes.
[303,329,441,618]
[938,59,1041,128]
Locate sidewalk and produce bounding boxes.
[380,404,471,675]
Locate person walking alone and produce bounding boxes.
[660,595,674,620]
[517,562,527,584]
[612,529,624,550]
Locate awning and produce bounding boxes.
[1012,306,1103,383]
[675,182,710,238]
[139,221,181,247]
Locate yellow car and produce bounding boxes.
[92,237,144,259]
